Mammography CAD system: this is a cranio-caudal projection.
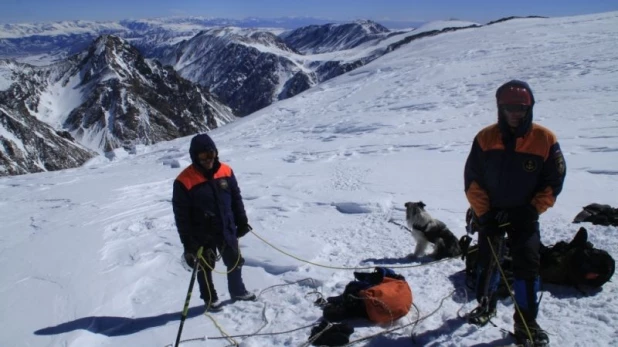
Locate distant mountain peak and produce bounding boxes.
[351,19,390,34]
[79,34,145,84]
[280,20,391,54]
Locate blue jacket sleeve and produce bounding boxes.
[172,179,196,250]
[228,170,248,227]
[532,142,566,213]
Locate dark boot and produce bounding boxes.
[467,304,496,326]
[514,317,549,346]
[232,291,257,301]
[204,298,223,312]
[467,293,498,326]
[227,265,256,300]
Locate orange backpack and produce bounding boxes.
[360,276,413,323]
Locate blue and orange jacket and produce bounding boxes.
[172,134,248,249]
[464,81,566,219]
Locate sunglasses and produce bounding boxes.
[198,151,216,161]
[501,104,529,113]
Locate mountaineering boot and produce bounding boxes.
[204,298,223,312]
[232,291,257,301]
[512,277,545,345]
[470,233,505,326]
[467,304,496,326]
[513,320,549,346]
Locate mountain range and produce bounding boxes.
[1,17,482,176]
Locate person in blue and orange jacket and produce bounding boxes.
[173,133,256,312]
[464,80,566,346]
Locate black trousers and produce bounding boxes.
[476,221,541,320]
[196,239,247,302]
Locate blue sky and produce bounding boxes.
[0,0,616,24]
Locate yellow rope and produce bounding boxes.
[197,245,242,274]
[196,259,239,346]
[179,224,463,346]
[486,234,534,343]
[203,312,238,346]
[249,229,456,270]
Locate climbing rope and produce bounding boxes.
[250,227,457,270]
[170,217,464,346]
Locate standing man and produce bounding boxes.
[464,80,566,346]
[173,133,256,312]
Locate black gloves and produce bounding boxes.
[507,205,539,226]
[183,251,196,270]
[478,205,538,235]
[477,210,509,236]
[237,224,253,238]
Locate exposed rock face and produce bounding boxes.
[0,81,95,176]
[159,28,315,117]
[0,35,234,176]
[63,35,234,152]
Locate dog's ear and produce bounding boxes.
[404,202,412,209]
[418,201,426,209]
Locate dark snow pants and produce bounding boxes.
[196,239,248,302]
[476,221,541,322]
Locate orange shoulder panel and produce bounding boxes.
[476,125,504,151]
[466,181,491,217]
[516,124,557,160]
[176,165,207,191]
[214,163,233,179]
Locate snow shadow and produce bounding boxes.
[465,337,517,347]
[447,270,476,304]
[361,254,436,266]
[34,305,205,337]
[408,316,468,346]
[333,202,373,214]
[243,257,298,275]
[541,283,603,299]
[363,334,413,346]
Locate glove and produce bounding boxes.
[237,224,252,238]
[477,210,509,236]
[182,251,196,271]
[507,204,539,227]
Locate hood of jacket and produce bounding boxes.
[189,133,220,174]
[495,80,536,139]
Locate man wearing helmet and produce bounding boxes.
[464,80,566,346]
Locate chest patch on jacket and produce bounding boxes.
[523,159,538,172]
[219,179,229,190]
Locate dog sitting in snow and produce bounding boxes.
[405,201,462,260]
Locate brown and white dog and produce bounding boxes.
[405,201,462,259]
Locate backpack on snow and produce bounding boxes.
[461,227,615,291]
[573,203,618,227]
[320,267,413,324]
[540,227,615,288]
